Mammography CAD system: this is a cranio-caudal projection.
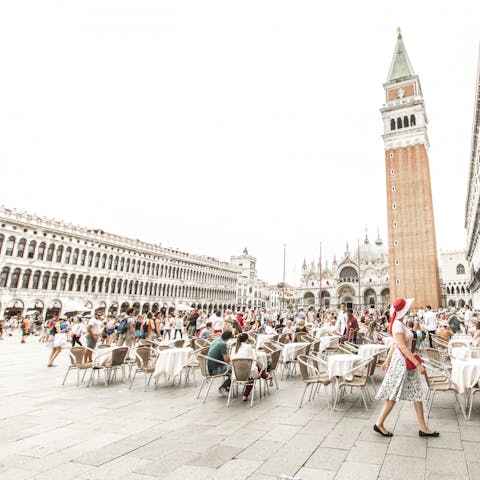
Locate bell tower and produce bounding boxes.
[381,29,441,307]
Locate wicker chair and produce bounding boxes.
[173,339,185,348]
[333,358,375,412]
[294,331,309,343]
[129,346,157,391]
[227,358,258,407]
[467,385,480,420]
[422,358,466,418]
[280,344,307,379]
[87,347,129,387]
[62,347,94,386]
[196,353,230,403]
[297,354,331,408]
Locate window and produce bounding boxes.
[76,275,83,292]
[72,249,79,265]
[390,168,394,175]
[5,236,15,256]
[403,116,409,127]
[396,279,400,286]
[0,234,4,253]
[64,247,72,263]
[410,114,416,126]
[80,250,86,266]
[113,256,119,271]
[390,119,396,130]
[392,203,397,209]
[457,264,465,275]
[94,252,100,268]
[60,273,67,291]
[101,254,107,269]
[10,268,21,288]
[395,259,400,266]
[51,272,59,290]
[391,186,396,192]
[56,245,64,263]
[32,270,41,289]
[68,274,75,291]
[119,257,125,271]
[21,269,32,289]
[0,267,10,287]
[393,221,398,228]
[394,240,399,246]
[397,117,402,129]
[87,251,94,266]
[46,244,55,262]
[17,238,26,257]
[42,271,51,289]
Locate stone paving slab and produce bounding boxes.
[1,336,479,479]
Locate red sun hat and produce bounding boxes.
[389,297,414,333]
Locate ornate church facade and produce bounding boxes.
[294,232,390,311]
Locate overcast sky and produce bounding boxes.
[1,1,479,285]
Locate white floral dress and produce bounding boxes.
[376,320,423,402]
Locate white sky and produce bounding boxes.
[1,1,479,285]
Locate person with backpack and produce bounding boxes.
[117,309,135,346]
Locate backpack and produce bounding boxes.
[117,318,128,334]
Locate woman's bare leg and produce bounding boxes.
[375,400,396,433]
[414,401,434,433]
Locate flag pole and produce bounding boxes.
[319,242,322,311]
[357,239,361,314]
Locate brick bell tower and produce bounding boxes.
[381,29,441,308]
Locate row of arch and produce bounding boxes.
[390,114,416,131]
[0,234,235,286]
[0,267,236,301]
[445,285,468,295]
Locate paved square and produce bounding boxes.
[1,338,478,480]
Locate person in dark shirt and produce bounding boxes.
[207,330,233,395]
[345,309,359,344]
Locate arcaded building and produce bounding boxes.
[0,207,238,318]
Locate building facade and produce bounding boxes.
[381,30,442,307]
[230,248,270,311]
[440,250,472,308]
[0,207,238,319]
[465,47,480,307]
[294,232,390,311]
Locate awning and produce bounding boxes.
[62,301,92,313]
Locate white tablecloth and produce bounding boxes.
[450,347,471,360]
[327,354,361,380]
[358,344,389,359]
[256,334,275,349]
[451,358,480,393]
[319,336,338,352]
[381,336,393,348]
[93,347,115,366]
[282,342,309,362]
[312,326,330,339]
[449,337,477,350]
[154,347,193,380]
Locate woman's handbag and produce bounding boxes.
[397,347,422,370]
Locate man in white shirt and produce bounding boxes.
[264,319,276,335]
[424,305,437,348]
[335,303,347,337]
[464,305,474,332]
[84,313,102,362]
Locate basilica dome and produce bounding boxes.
[354,232,386,260]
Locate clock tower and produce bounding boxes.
[381,30,441,307]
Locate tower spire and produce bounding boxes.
[387,28,415,82]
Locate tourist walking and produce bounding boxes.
[20,316,31,344]
[117,310,135,346]
[47,316,69,367]
[424,306,437,348]
[71,317,85,346]
[374,298,439,438]
[84,313,102,363]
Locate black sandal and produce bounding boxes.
[374,424,393,437]
[419,430,440,437]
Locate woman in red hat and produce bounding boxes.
[374,298,439,437]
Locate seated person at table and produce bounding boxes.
[207,330,233,395]
[200,322,213,340]
[437,323,453,342]
[276,316,285,332]
[448,313,462,334]
[232,320,243,336]
[295,319,309,335]
[231,333,268,401]
[264,319,276,335]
